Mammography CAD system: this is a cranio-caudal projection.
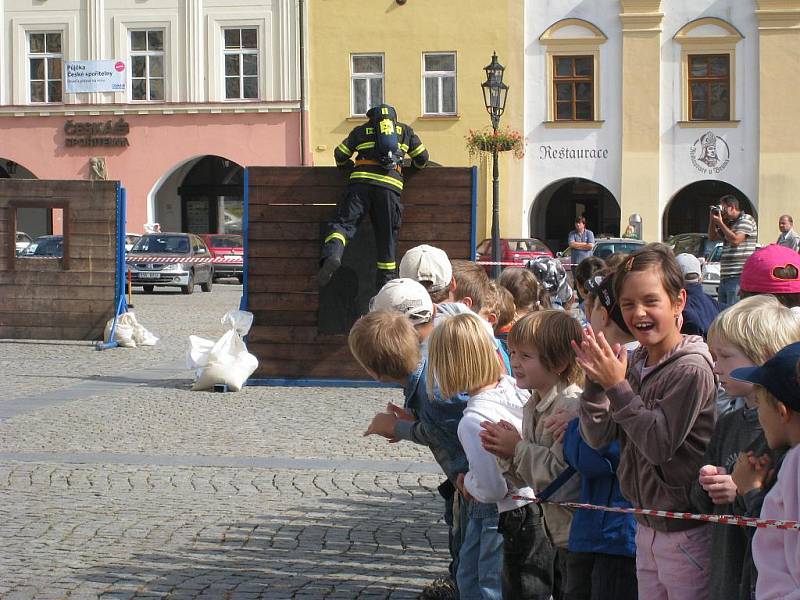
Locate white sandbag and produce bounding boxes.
[187,335,216,369]
[104,313,136,347]
[188,310,258,391]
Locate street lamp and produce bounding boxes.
[481,52,508,279]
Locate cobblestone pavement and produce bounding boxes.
[0,284,449,599]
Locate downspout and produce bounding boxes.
[298,0,306,165]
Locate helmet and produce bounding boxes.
[527,256,566,293]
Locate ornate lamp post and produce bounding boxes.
[481,52,508,279]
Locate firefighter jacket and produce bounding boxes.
[333,122,428,192]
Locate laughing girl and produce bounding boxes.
[574,244,717,600]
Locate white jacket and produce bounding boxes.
[459,374,535,512]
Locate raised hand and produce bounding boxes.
[479,419,521,459]
[571,326,627,390]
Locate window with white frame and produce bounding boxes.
[351,54,383,116]
[423,52,456,115]
[130,30,165,101]
[28,32,62,103]
[223,28,259,100]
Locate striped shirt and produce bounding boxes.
[720,212,758,278]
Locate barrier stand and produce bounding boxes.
[126,269,134,309]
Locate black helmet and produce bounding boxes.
[527,256,566,293]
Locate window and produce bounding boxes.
[223,28,259,100]
[351,54,383,116]
[130,30,165,101]
[688,54,730,121]
[28,32,62,103]
[423,52,456,115]
[553,56,593,121]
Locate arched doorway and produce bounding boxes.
[530,178,620,252]
[664,180,755,238]
[151,155,243,234]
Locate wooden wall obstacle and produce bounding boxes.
[244,166,476,382]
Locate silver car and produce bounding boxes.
[127,233,214,294]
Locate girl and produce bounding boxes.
[498,267,551,322]
[575,244,717,600]
[428,312,553,600]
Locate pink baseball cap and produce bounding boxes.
[740,244,800,294]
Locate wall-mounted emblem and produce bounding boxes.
[690,131,729,175]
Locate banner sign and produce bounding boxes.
[64,60,127,93]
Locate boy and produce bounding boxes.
[675,253,720,339]
[730,342,800,600]
[689,295,800,600]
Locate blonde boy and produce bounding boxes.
[689,295,800,600]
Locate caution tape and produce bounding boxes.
[477,260,580,268]
[126,256,242,264]
[511,495,800,531]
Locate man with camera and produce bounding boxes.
[708,194,758,308]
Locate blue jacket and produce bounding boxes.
[681,282,721,339]
[394,355,469,481]
[562,419,636,557]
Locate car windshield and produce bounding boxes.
[130,235,190,254]
[708,244,723,262]
[31,237,63,257]
[508,239,549,253]
[209,235,242,248]
[595,241,643,259]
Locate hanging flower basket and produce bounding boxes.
[465,127,525,161]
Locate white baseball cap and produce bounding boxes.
[675,253,702,280]
[369,278,434,325]
[399,244,453,292]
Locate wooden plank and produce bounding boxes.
[248,258,319,276]
[0,310,113,328]
[248,167,343,187]
[0,325,106,341]
[247,241,322,259]
[248,220,470,242]
[0,297,115,312]
[0,270,116,286]
[2,284,115,300]
[249,186,342,206]
[249,204,336,223]
[246,310,319,326]
[252,360,368,380]
[248,274,320,293]
[0,179,118,196]
[247,326,345,344]
[247,292,319,311]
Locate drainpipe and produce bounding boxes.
[298,0,307,165]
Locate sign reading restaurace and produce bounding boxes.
[538,145,610,160]
[64,60,127,94]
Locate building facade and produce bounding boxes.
[307,0,525,244]
[0,0,301,236]
[525,0,800,250]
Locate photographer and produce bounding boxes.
[708,194,758,308]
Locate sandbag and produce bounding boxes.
[103,311,158,348]
[187,310,258,392]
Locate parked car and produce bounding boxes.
[21,234,63,258]
[667,233,718,264]
[701,242,722,299]
[15,231,33,255]
[127,232,214,294]
[125,233,141,252]
[200,233,244,283]
[559,237,647,272]
[476,238,553,273]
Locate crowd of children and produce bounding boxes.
[346,241,800,600]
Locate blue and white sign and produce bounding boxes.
[64,60,127,93]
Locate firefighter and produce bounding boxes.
[317,104,429,289]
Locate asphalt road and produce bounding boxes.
[0,283,448,599]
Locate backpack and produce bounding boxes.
[366,104,401,171]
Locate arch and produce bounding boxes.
[0,158,47,237]
[663,180,756,238]
[539,18,608,43]
[529,178,620,252]
[674,17,744,42]
[148,154,243,234]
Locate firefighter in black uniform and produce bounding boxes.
[317,104,429,288]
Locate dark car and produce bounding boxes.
[200,234,244,283]
[667,233,718,263]
[476,238,553,273]
[127,233,214,294]
[558,237,647,272]
[21,234,63,258]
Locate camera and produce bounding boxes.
[710,205,723,215]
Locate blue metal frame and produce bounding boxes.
[96,184,128,350]
[239,167,249,312]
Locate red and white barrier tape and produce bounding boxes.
[126,256,242,264]
[511,495,800,531]
[478,260,580,267]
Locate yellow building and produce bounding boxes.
[307,0,524,245]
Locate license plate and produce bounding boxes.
[225,255,241,260]
[139,272,159,279]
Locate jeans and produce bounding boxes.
[499,503,555,600]
[457,498,503,600]
[635,524,711,600]
[718,276,741,309]
[566,551,638,600]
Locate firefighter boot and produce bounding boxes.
[317,238,345,288]
[375,263,397,290]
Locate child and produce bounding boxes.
[428,312,551,600]
[480,310,584,599]
[576,243,717,600]
[675,253,720,339]
[689,295,800,600]
[729,342,800,600]
[399,244,455,304]
[492,285,516,355]
[573,257,606,326]
[739,243,800,309]
[498,267,551,319]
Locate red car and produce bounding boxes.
[200,234,244,283]
[476,238,554,273]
